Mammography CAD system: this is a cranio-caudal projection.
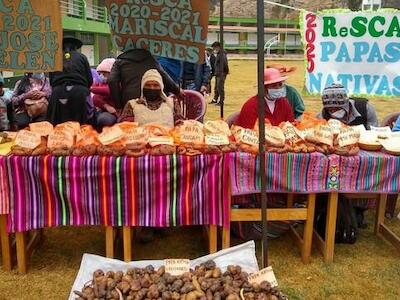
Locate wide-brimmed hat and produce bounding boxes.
[63,33,83,49]
[264,68,288,85]
[267,64,297,75]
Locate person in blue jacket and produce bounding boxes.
[179,58,211,95]
[393,115,400,132]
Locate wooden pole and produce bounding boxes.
[219,0,224,118]
[257,0,268,268]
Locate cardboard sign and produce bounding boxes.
[0,0,63,72]
[164,259,190,276]
[106,0,209,63]
[205,120,231,136]
[265,126,285,146]
[205,134,229,146]
[314,125,334,146]
[125,127,149,144]
[352,124,367,136]
[338,127,360,147]
[231,125,243,142]
[55,121,80,137]
[299,128,315,139]
[391,132,400,138]
[371,126,392,139]
[148,136,174,147]
[248,267,278,287]
[15,130,41,149]
[180,123,204,144]
[282,123,303,145]
[328,119,343,135]
[240,129,259,146]
[301,11,399,97]
[48,130,74,149]
[99,126,124,146]
[29,121,54,136]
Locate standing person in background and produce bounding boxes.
[206,48,216,97]
[91,58,118,127]
[11,72,51,129]
[47,35,93,125]
[267,64,305,119]
[180,59,211,94]
[210,41,229,106]
[108,49,183,110]
[0,76,16,131]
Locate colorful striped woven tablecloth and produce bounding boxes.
[228,152,329,195]
[6,154,230,233]
[0,156,9,214]
[328,150,400,193]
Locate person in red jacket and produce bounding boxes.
[235,68,294,128]
[91,58,118,127]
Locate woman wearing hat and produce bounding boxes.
[91,58,118,127]
[235,68,294,128]
[47,35,93,125]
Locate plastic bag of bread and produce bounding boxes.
[124,127,149,157]
[98,125,126,156]
[29,121,54,137]
[11,130,46,156]
[47,128,75,156]
[55,121,80,137]
[72,125,100,156]
[175,120,205,156]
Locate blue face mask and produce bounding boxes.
[98,73,107,83]
[267,87,286,100]
[31,73,44,80]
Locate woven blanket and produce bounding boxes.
[228,152,329,195]
[7,155,230,233]
[328,151,400,193]
[0,156,9,214]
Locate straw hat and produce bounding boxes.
[267,64,297,75]
[264,68,288,85]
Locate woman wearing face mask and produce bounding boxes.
[319,83,378,129]
[11,72,51,129]
[91,58,118,128]
[119,69,183,128]
[235,68,294,129]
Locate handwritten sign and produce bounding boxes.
[15,130,41,149]
[48,130,74,149]
[180,123,204,144]
[125,127,148,144]
[352,124,367,136]
[265,126,285,146]
[282,123,303,145]
[99,126,124,146]
[164,259,190,276]
[239,129,259,146]
[248,267,278,287]
[29,121,54,136]
[371,126,392,139]
[299,127,314,140]
[231,125,243,142]
[205,134,229,146]
[338,127,360,147]
[328,119,343,135]
[314,125,334,146]
[205,120,231,136]
[148,136,174,147]
[105,0,210,63]
[0,0,62,72]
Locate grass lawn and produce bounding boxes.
[0,60,399,299]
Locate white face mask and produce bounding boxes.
[267,87,286,100]
[330,109,346,119]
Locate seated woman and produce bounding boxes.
[91,58,118,127]
[120,69,183,128]
[11,73,51,129]
[235,68,294,128]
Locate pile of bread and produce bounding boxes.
[8,115,400,157]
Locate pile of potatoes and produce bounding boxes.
[74,261,287,300]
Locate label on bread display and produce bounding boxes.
[240,129,259,146]
[125,127,149,145]
[205,120,231,136]
[338,127,360,147]
[29,121,54,136]
[48,130,74,149]
[205,134,230,146]
[282,123,303,145]
[99,126,124,146]
[248,267,278,287]
[327,119,343,135]
[370,126,392,139]
[3,131,17,140]
[164,259,190,276]
[15,130,41,149]
[148,136,174,147]
[265,126,285,147]
[180,123,204,144]
[55,121,80,136]
[314,125,333,146]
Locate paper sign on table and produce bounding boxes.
[125,127,149,144]
[99,126,124,145]
[338,127,360,147]
[164,259,190,276]
[180,123,204,144]
[299,128,314,139]
[314,125,333,146]
[282,122,303,145]
[240,129,259,146]
[148,136,174,147]
[328,119,343,135]
[231,125,243,142]
[15,130,42,149]
[48,130,74,149]
[248,266,278,287]
[391,132,400,138]
[205,120,231,136]
[205,134,230,146]
[29,121,54,136]
[371,126,392,138]
[265,126,285,146]
[352,124,367,136]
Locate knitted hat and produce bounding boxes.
[321,84,350,112]
[140,69,169,101]
[96,58,116,73]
